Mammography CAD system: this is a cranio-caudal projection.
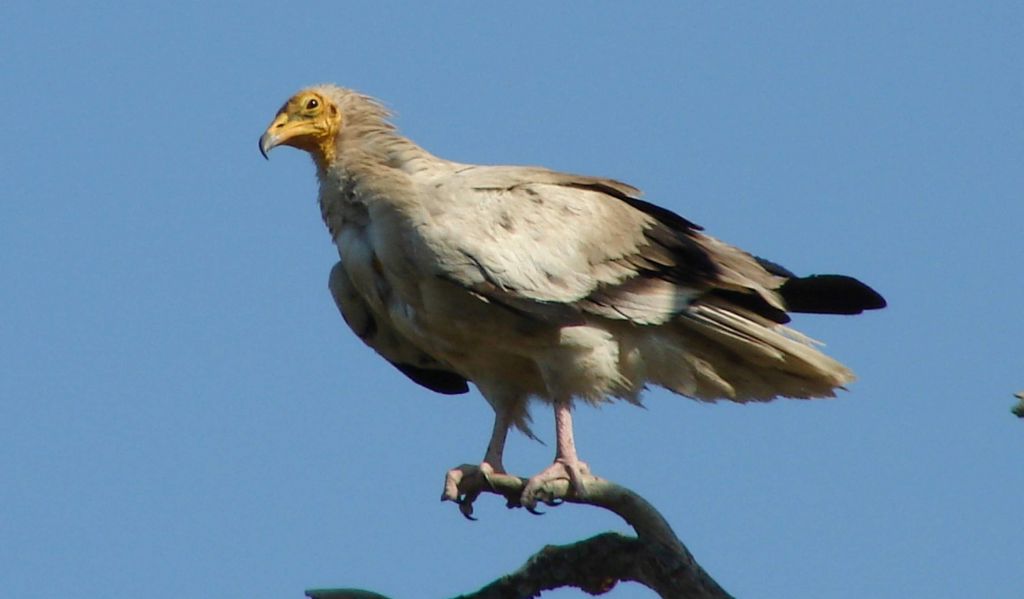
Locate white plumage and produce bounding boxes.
[260,85,885,507]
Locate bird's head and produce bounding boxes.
[259,87,343,168]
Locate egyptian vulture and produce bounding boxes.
[260,85,885,508]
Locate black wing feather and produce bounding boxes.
[779,274,887,315]
[391,362,470,395]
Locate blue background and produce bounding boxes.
[2,3,1021,597]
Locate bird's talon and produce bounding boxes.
[458,501,477,521]
[443,463,503,518]
[526,505,545,515]
[518,458,592,509]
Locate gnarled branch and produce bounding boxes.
[307,472,732,599]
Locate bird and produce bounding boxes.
[259,84,886,510]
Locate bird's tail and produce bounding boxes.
[631,297,855,402]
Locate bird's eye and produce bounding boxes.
[306,98,320,110]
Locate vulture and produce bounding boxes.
[260,85,886,509]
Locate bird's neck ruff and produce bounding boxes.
[306,88,448,181]
[316,115,441,238]
[327,120,444,182]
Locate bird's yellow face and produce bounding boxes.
[259,90,342,168]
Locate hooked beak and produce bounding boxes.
[258,132,277,160]
[259,112,290,160]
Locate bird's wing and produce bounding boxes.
[754,256,887,315]
[422,165,788,326]
[328,261,469,395]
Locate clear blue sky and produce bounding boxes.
[2,3,1021,598]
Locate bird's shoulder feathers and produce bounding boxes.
[409,165,785,326]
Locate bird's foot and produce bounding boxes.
[520,458,593,512]
[441,462,503,520]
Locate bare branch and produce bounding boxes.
[309,472,733,598]
[454,531,730,599]
[447,472,733,599]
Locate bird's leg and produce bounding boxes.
[481,406,509,474]
[442,407,512,518]
[520,398,592,510]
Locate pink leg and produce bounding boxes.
[520,399,591,509]
[554,398,579,463]
[482,408,510,473]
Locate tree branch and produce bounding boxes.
[307,472,732,599]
